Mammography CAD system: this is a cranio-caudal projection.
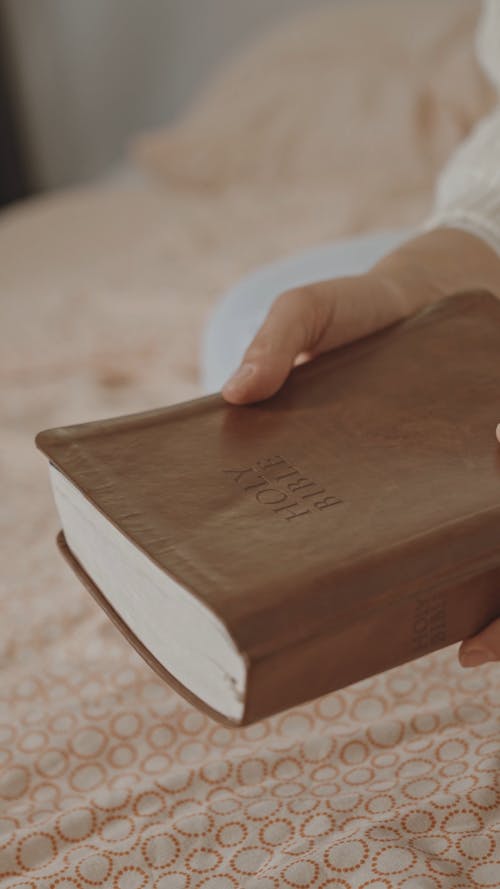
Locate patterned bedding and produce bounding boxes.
[1,1,499,885]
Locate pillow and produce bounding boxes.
[133,0,494,196]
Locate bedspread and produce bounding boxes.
[1,1,499,886]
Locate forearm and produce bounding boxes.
[372,227,500,316]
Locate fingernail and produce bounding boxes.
[460,647,496,667]
[224,363,255,392]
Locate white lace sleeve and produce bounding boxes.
[423,0,500,256]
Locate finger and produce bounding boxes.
[458,617,500,667]
[294,351,313,366]
[222,286,333,404]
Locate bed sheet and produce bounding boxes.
[1,1,499,885]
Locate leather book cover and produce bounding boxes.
[36,291,500,725]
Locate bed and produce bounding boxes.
[1,1,499,885]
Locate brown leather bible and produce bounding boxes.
[36,290,500,726]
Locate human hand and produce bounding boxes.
[222,227,500,404]
[221,270,415,404]
[459,618,500,667]
[221,227,500,668]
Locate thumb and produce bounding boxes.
[222,286,334,404]
[459,617,500,667]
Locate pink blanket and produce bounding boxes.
[2,1,499,885]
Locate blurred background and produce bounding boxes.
[0,0,324,204]
[0,0,491,422]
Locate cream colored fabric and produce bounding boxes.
[2,1,500,886]
[425,0,500,255]
[134,0,494,226]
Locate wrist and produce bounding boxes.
[370,226,500,316]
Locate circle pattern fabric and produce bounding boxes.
[1,641,499,887]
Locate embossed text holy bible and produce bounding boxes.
[36,291,500,725]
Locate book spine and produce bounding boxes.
[241,564,500,724]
